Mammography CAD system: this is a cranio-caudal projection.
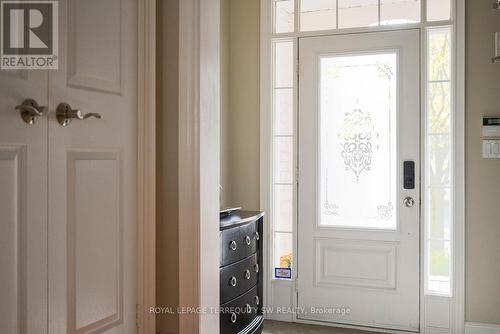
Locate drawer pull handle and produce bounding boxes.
[229,241,237,251]
[244,236,251,245]
[244,269,251,280]
[245,304,252,313]
[254,232,260,241]
[230,312,237,323]
[254,263,259,273]
[254,296,260,306]
[229,276,237,287]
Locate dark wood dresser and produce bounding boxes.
[220,210,264,334]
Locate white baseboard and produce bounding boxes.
[465,322,500,334]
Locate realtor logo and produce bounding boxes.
[1,0,58,69]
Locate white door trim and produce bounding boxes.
[453,1,466,333]
[178,0,221,333]
[137,0,156,333]
[140,0,221,332]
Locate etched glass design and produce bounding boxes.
[319,52,398,229]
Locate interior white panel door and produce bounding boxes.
[47,0,138,333]
[298,30,420,332]
[0,69,48,333]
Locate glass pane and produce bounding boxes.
[380,0,421,25]
[428,240,451,293]
[427,0,450,22]
[275,88,293,135]
[428,29,451,81]
[274,184,293,232]
[428,187,452,239]
[274,232,293,271]
[428,82,451,134]
[429,135,452,186]
[274,41,294,88]
[426,26,452,296]
[338,0,378,29]
[319,53,397,229]
[300,0,337,32]
[275,0,295,33]
[274,137,293,183]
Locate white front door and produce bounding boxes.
[0,1,137,333]
[298,30,420,332]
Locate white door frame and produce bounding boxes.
[177,0,221,332]
[137,0,157,333]
[259,0,465,333]
[137,0,222,333]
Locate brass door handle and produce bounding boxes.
[56,102,101,126]
[16,99,47,124]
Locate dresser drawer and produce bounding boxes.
[220,253,259,304]
[220,221,259,266]
[220,285,260,334]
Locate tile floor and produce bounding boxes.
[262,320,378,334]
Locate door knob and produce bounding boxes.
[56,102,101,126]
[16,99,47,124]
[403,197,415,208]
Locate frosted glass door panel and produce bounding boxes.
[319,53,398,229]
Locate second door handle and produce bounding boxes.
[56,102,101,127]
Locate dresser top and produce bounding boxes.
[220,210,264,230]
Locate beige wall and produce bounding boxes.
[465,0,500,324]
[221,0,261,210]
[156,0,180,332]
[221,0,500,326]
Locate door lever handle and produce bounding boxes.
[56,102,102,126]
[16,98,47,124]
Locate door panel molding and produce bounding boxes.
[0,146,27,334]
[66,151,123,334]
[67,0,124,95]
[314,238,397,290]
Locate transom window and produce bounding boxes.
[274,0,451,34]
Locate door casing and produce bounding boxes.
[259,0,466,332]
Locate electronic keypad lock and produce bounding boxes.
[403,161,415,190]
